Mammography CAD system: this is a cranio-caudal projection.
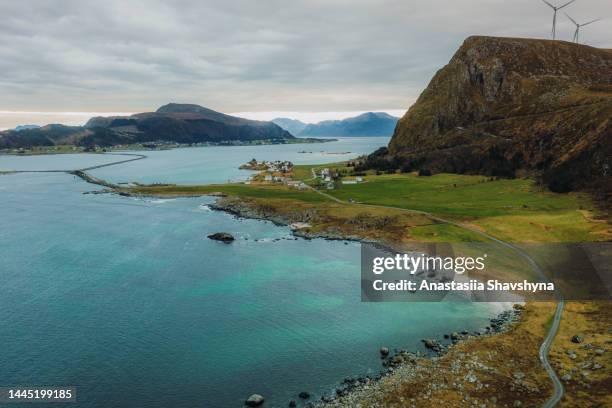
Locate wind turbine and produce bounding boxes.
[541,0,576,40]
[565,13,601,43]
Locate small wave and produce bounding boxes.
[150,198,176,204]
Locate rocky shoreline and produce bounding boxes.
[306,306,524,407]
[203,196,526,407]
[208,196,373,243]
[98,192,533,407]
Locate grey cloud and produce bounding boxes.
[0,0,609,113]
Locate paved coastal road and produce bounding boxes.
[6,152,147,174]
[540,300,565,408]
[307,185,565,407]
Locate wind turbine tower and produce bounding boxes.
[541,0,576,39]
[565,13,601,43]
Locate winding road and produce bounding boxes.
[307,171,565,407]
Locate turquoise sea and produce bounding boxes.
[0,138,504,407]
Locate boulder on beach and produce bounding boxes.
[207,232,235,243]
[571,335,583,344]
[245,394,265,407]
[423,339,437,349]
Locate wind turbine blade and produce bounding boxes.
[559,0,576,10]
[565,12,578,26]
[541,0,554,9]
[582,18,602,26]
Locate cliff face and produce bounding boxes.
[388,36,612,193]
[0,104,294,148]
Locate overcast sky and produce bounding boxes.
[0,0,609,127]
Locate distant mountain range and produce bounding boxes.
[13,124,41,132]
[269,118,307,136]
[272,112,398,137]
[0,104,296,149]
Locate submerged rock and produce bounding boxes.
[298,391,310,399]
[207,232,235,243]
[245,394,264,407]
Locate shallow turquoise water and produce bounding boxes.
[0,146,504,407]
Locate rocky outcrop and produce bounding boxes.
[245,394,264,407]
[207,232,235,243]
[383,36,611,197]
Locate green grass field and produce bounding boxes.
[129,168,608,243]
[314,172,587,217]
[290,168,607,242]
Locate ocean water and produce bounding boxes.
[88,137,390,184]
[0,143,503,407]
[0,152,133,172]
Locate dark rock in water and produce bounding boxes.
[571,335,584,344]
[379,347,390,357]
[298,391,310,399]
[288,400,297,407]
[423,339,436,349]
[450,332,460,340]
[245,394,264,407]
[207,232,235,243]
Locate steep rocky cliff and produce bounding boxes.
[387,36,611,194]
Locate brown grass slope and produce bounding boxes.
[388,36,611,199]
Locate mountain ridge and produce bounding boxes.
[273,112,398,137]
[0,104,296,149]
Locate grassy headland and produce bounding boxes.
[126,165,610,244]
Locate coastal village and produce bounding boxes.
[240,158,364,190]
